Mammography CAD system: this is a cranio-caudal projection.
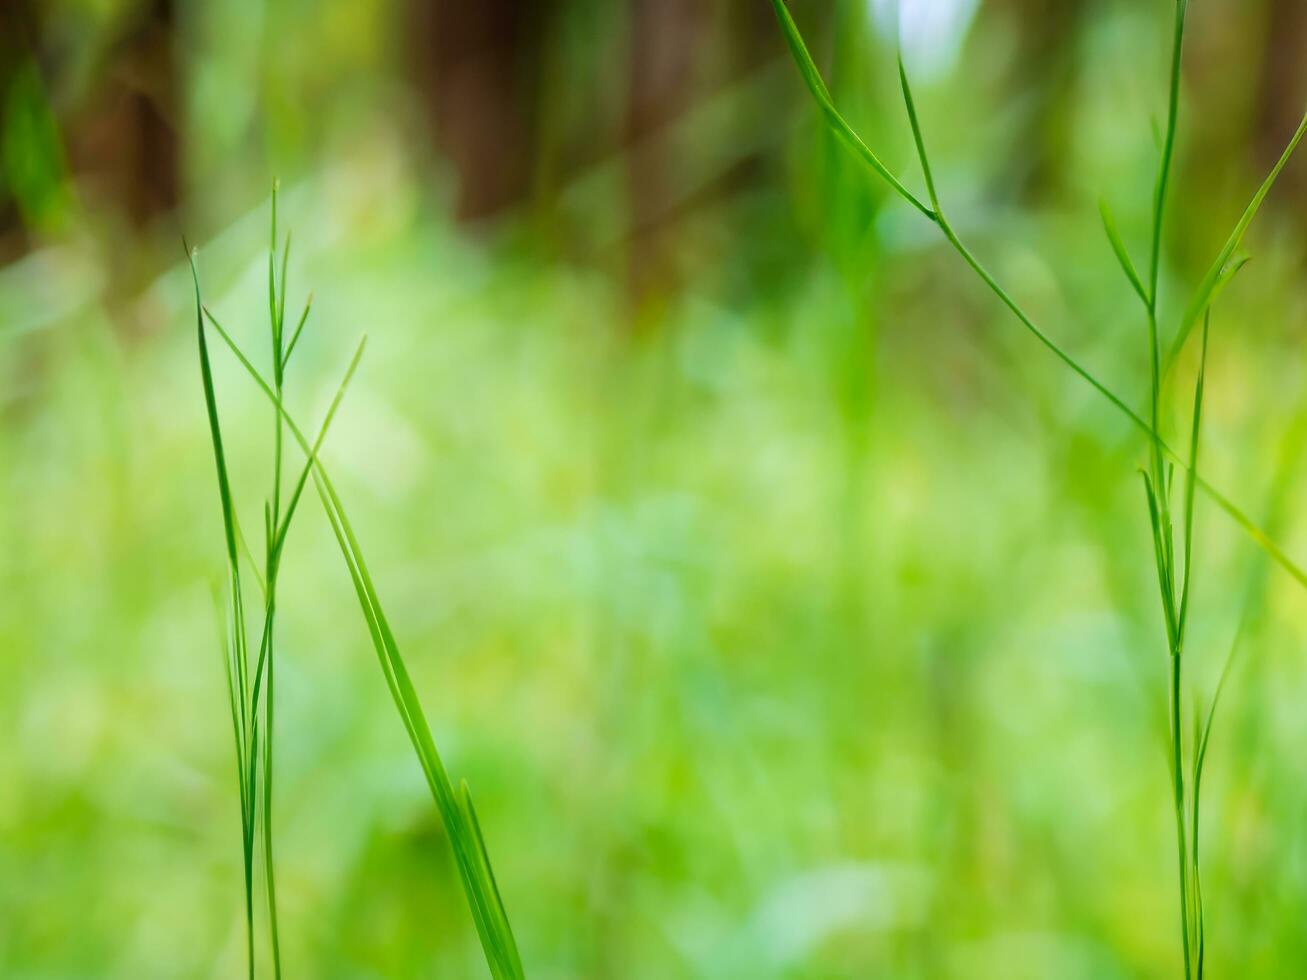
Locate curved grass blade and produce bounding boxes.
[460,781,525,980]
[896,54,939,213]
[282,294,313,373]
[310,469,525,979]
[200,308,363,566]
[1177,316,1209,638]
[201,312,526,979]
[1148,0,1187,310]
[769,0,936,220]
[770,0,1307,593]
[1100,200,1149,307]
[188,245,258,978]
[1165,107,1307,374]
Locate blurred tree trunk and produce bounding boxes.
[621,0,791,320]
[0,0,182,233]
[0,0,37,260]
[65,0,180,231]
[1257,1,1307,202]
[410,0,556,223]
[0,0,178,289]
[622,0,706,316]
[411,0,787,319]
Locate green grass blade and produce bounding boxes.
[1099,200,1149,307]
[1190,700,1204,976]
[213,583,249,821]
[1189,598,1243,980]
[202,313,526,979]
[1168,648,1192,980]
[248,604,276,753]
[1148,0,1187,309]
[241,715,257,980]
[895,54,940,214]
[1201,254,1251,322]
[189,245,258,979]
[277,231,290,347]
[311,468,524,979]
[1141,471,1179,651]
[234,513,268,599]
[262,621,282,980]
[311,469,524,978]
[1166,106,1307,373]
[282,294,313,373]
[268,181,280,355]
[1177,315,1209,638]
[768,0,936,220]
[189,247,240,574]
[201,307,364,565]
[460,781,525,979]
[770,3,1307,593]
[273,334,366,558]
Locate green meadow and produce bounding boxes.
[4,1,1307,976]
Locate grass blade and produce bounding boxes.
[769,0,936,220]
[1100,200,1149,306]
[1177,315,1209,638]
[1166,107,1307,373]
[189,246,239,574]
[189,244,258,978]
[282,293,313,373]
[311,467,525,979]
[1148,0,1187,310]
[771,0,1307,593]
[896,54,939,214]
[201,311,526,979]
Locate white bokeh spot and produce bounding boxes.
[870,0,981,78]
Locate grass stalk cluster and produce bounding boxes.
[769,0,1307,588]
[769,0,1307,972]
[191,183,320,980]
[192,188,524,979]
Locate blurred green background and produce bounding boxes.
[3,0,1307,976]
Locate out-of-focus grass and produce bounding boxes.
[4,179,1307,976]
[4,2,1307,977]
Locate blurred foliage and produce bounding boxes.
[3,0,1307,976]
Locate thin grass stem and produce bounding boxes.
[769,0,1307,593]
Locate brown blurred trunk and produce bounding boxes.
[65,0,180,230]
[1,0,180,228]
[1257,2,1307,202]
[410,0,555,223]
[408,0,784,317]
[0,0,31,258]
[622,0,707,314]
[408,0,721,313]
